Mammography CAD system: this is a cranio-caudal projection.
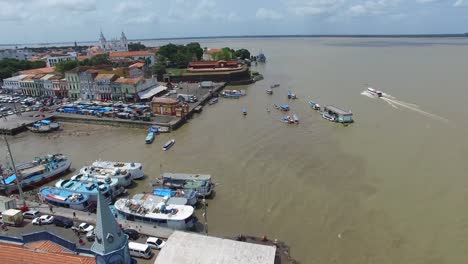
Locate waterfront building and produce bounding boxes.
[109,51,156,66]
[19,75,35,96]
[0,231,96,263]
[51,75,68,98]
[202,48,222,61]
[65,68,81,100]
[46,52,78,67]
[0,48,35,60]
[188,60,241,72]
[91,191,132,264]
[79,70,98,100]
[114,77,160,101]
[40,74,55,96]
[1,74,28,93]
[151,97,189,117]
[94,73,118,101]
[154,231,276,264]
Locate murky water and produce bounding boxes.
[3,38,468,263]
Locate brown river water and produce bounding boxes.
[2,38,468,263]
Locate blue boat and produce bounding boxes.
[221,90,246,99]
[287,91,297,99]
[54,178,113,204]
[0,154,71,193]
[281,116,294,124]
[27,119,60,133]
[275,104,290,111]
[39,187,90,211]
[153,188,198,206]
[145,132,155,144]
[242,107,247,115]
[149,126,159,134]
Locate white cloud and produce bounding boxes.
[454,0,465,6]
[43,0,97,12]
[113,0,146,14]
[285,0,345,16]
[347,0,400,16]
[416,0,439,3]
[166,0,241,22]
[256,8,283,20]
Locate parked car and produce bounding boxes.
[78,222,94,232]
[146,237,166,250]
[32,215,54,225]
[23,210,41,219]
[123,229,139,240]
[86,230,95,241]
[53,216,73,228]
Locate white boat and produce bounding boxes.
[367,87,383,97]
[80,166,132,187]
[162,139,175,151]
[91,160,144,180]
[113,196,197,230]
[68,173,125,198]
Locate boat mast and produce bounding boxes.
[202,195,208,235]
[3,134,25,206]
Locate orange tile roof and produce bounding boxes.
[205,48,222,54]
[109,51,154,57]
[19,67,55,75]
[26,241,73,254]
[95,73,117,80]
[0,242,96,264]
[152,97,179,104]
[115,77,142,85]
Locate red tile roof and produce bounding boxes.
[0,242,96,264]
[19,67,55,75]
[115,77,142,85]
[128,62,145,69]
[26,241,72,254]
[152,97,179,104]
[205,48,222,54]
[109,51,154,57]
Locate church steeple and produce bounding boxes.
[99,30,107,50]
[91,191,132,264]
[120,31,128,51]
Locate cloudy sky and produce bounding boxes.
[0,0,467,44]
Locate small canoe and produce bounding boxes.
[242,107,247,115]
[145,132,155,144]
[162,139,175,151]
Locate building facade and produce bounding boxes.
[79,71,98,100]
[94,73,118,101]
[1,74,28,93]
[46,52,78,67]
[40,74,55,96]
[151,97,189,117]
[65,70,81,100]
[0,48,35,60]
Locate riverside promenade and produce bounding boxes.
[17,199,174,239]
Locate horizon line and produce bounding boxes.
[1,33,468,47]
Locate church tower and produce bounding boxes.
[99,31,107,50]
[120,31,128,51]
[91,192,132,264]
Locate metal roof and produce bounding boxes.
[324,105,353,116]
[154,231,276,264]
[138,85,167,100]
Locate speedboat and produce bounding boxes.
[367,87,383,97]
[145,132,155,144]
[162,139,175,151]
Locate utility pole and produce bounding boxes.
[3,134,25,207]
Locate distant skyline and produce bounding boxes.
[0,0,467,44]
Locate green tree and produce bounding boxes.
[55,60,79,74]
[128,42,146,51]
[157,43,179,61]
[0,58,46,79]
[186,42,203,60]
[235,49,251,60]
[214,47,235,60]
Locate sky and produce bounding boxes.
[0,0,467,44]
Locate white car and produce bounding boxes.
[32,215,54,225]
[146,237,166,250]
[79,222,94,232]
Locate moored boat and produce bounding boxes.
[321,112,336,122]
[153,188,198,206]
[221,90,246,98]
[293,114,299,124]
[281,116,294,124]
[162,139,175,151]
[39,187,90,211]
[0,154,71,193]
[70,173,125,198]
[308,100,321,110]
[145,132,155,144]
[270,84,280,88]
[113,196,197,230]
[55,178,113,204]
[91,160,144,180]
[287,91,297,99]
[158,172,214,197]
[80,166,132,187]
[208,97,218,105]
[274,104,290,111]
[27,120,60,133]
[149,126,159,134]
[322,105,353,123]
[266,88,273,94]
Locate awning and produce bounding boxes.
[138,85,167,100]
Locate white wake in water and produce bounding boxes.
[361,90,449,123]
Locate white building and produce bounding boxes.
[1,74,28,93]
[109,51,156,66]
[46,52,77,67]
[40,74,55,96]
[98,31,128,52]
[0,49,35,60]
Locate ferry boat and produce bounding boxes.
[367,87,383,97]
[70,173,125,198]
[39,187,90,211]
[27,120,60,133]
[308,100,321,110]
[91,160,144,180]
[159,173,214,197]
[132,193,187,206]
[145,132,155,144]
[54,178,112,204]
[162,139,175,151]
[113,196,197,230]
[80,166,132,187]
[153,188,198,206]
[221,90,246,99]
[322,105,353,123]
[0,154,71,193]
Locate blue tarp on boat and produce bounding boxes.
[154,188,173,197]
[4,174,16,184]
[40,120,51,125]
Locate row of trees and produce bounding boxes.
[128,42,146,51]
[0,58,46,80]
[55,54,111,74]
[152,42,204,78]
[213,48,250,61]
